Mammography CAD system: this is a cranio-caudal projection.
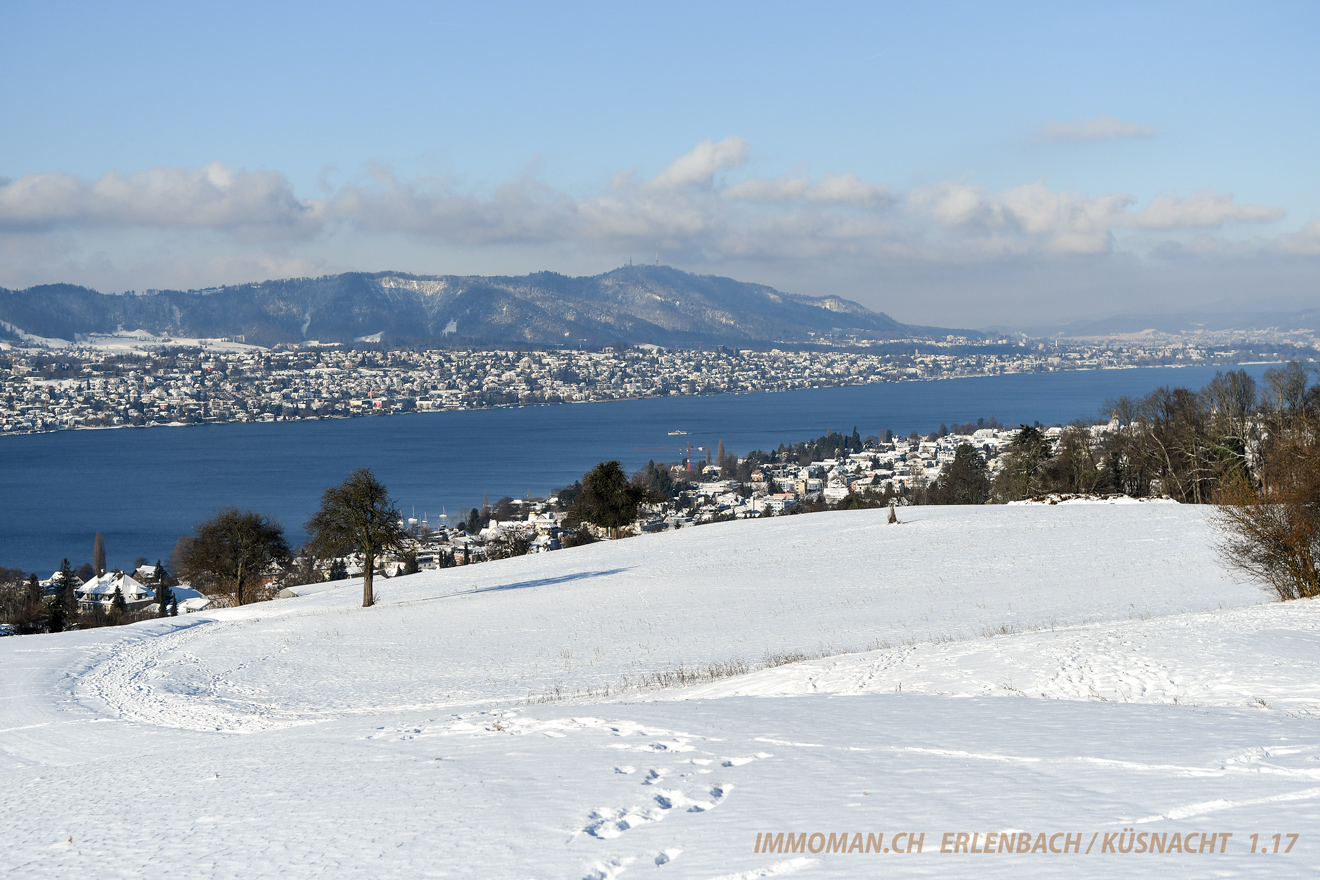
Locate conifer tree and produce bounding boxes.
[56,558,76,616]
[155,579,175,618]
[42,594,68,633]
[152,559,173,615]
[570,461,647,538]
[93,533,106,576]
[109,586,127,622]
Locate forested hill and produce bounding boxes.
[0,266,958,348]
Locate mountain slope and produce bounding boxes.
[0,266,937,347]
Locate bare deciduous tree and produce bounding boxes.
[1212,365,1320,602]
[305,468,407,608]
[175,508,291,605]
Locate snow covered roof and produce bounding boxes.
[79,573,154,600]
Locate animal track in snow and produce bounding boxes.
[584,783,731,838]
[582,855,635,879]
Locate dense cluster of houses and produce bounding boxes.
[3,336,1245,434]
[43,565,211,615]
[17,420,1128,608]
[363,422,1125,576]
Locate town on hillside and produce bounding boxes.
[6,358,1319,632]
[2,334,1310,434]
[0,416,1114,633]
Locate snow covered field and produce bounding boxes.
[3,504,1318,878]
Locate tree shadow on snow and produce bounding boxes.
[469,568,632,594]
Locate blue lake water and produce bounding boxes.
[0,363,1277,574]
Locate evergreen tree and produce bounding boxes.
[570,461,647,538]
[109,586,127,622]
[93,532,106,576]
[994,425,1053,501]
[41,595,68,633]
[155,579,175,618]
[56,558,76,617]
[933,443,991,505]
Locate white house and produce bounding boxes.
[75,573,154,612]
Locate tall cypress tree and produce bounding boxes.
[57,558,76,616]
[155,570,174,618]
[93,533,106,576]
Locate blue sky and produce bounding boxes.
[2,1,1316,326]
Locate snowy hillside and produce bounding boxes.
[4,504,1318,878]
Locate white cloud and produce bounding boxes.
[0,141,1307,317]
[908,180,1131,254]
[646,137,749,190]
[329,169,581,245]
[1272,218,1320,255]
[907,181,1284,256]
[0,162,318,237]
[724,173,890,208]
[1130,192,1284,228]
[1036,115,1155,142]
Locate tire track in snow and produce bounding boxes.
[75,619,309,733]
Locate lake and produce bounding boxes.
[0,363,1278,574]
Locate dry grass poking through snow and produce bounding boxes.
[531,650,813,703]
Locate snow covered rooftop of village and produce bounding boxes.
[3,503,1318,878]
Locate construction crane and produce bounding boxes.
[635,443,708,475]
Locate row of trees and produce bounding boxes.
[920,364,1319,601]
[912,365,1318,511]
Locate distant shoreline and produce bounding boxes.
[1,359,1285,440]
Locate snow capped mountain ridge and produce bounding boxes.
[0,266,935,348]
